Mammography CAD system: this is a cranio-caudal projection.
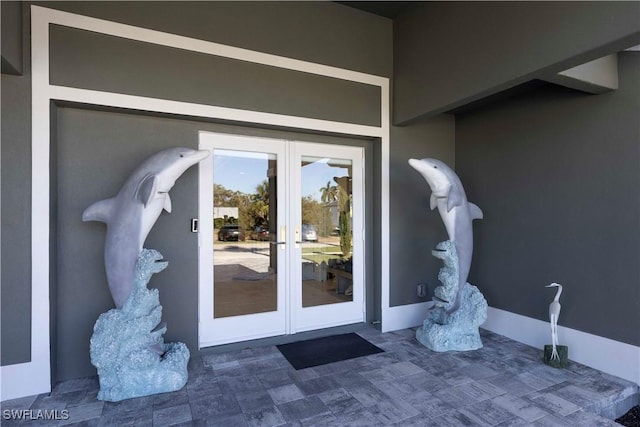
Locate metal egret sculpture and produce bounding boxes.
[546,282,563,360]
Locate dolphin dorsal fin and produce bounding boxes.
[163,194,172,213]
[82,198,116,223]
[469,203,483,220]
[136,175,159,207]
[446,189,463,212]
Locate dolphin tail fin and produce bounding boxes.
[82,198,116,223]
[469,203,483,220]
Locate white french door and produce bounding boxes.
[291,142,365,333]
[198,132,365,347]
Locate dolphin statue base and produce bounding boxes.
[416,240,488,352]
[90,249,189,402]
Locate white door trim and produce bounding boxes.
[197,134,366,346]
[291,143,366,334]
[8,5,390,401]
[198,133,289,347]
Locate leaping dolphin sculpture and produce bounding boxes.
[408,158,483,314]
[83,147,210,308]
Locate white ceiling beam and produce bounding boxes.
[543,54,618,94]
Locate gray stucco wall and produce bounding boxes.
[55,107,378,380]
[1,1,393,375]
[1,1,23,74]
[1,3,31,365]
[38,1,393,78]
[389,115,456,306]
[456,52,640,346]
[394,1,640,124]
[49,25,381,127]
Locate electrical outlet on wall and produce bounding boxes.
[417,283,428,298]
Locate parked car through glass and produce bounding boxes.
[301,224,318,242]
[250,226,270,241]
[218,225,246,241]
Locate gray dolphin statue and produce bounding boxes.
[83,147,210,308]
[408,158,483,314]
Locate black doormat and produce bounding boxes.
[616,405,640,426]
[277,333,384,370]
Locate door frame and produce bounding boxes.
[198,132,365,348]
[290,142,366,334]
[198,133,289,347]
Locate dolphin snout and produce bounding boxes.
[188,149,210,163]
[408,158,432,175]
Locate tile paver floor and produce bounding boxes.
[1,328,638,426]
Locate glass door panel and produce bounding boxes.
[199,133,287,347]
[199,134,365,346]
[293,143,364,333]
[213,149,278,318]
[299,156,354,307]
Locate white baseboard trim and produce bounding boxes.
[483,307,640,386]
[381,303,640,386]
[381,301,432,333]
[0,361,51,401]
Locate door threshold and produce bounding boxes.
[197,322,368,356]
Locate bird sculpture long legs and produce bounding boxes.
[549,313,559,360]
[546,283,563,360]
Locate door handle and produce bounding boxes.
[274,225,285,250]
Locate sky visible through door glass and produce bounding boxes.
[214,152,349,200]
